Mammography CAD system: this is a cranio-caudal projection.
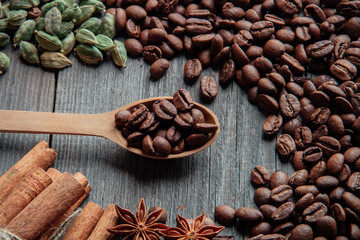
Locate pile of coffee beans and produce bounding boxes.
[215,165,360,239]
[114,89,218,157]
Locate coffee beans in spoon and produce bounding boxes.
[114,89,218,157]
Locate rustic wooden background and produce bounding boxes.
[0,43,290,238]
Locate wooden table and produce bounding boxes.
[0,44,288,238]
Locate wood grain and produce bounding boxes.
[0,49,280,239]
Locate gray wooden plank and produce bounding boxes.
[0,45,55,175]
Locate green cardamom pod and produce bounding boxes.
[40,51,72,69]
[61,3,81,22]
[19,41,39,64]
[75,28,98,45]
[77,17,100,34]
[13,19,35,47]
[45,6,62,35]
[0,19,8,33]
[0,33,10,47]
[76,4,97,25]
[61,31,75,55]
[35,30,62,51]
[63,0,75,9]
[110,40,126,68]
[74,43,103,64]
[0,52,10,74]
[1,3,10,18]
[95,34,114,52]
[9,0,36,10]
[0,3,5,19]
[56,20,75,39]
[6,9,27,27]
[79,0,105,12]
[99,13,115,39]
[35,17,45,31]
[41,0,65,16]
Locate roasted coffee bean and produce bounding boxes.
[191,33,215,48]
[289,224,313,240]
[276,134,296,158]
[212,46,231,66]
[275,28,295,43]
[279,94,300,119]
[242,64,260,86]
[244,9,260,23]
[310,40,334,58]
[330,203,346,223]
[185,133,209,147]
[251,166,271,186]
[222,2,245,20]
[185,18,213,35]
[264,39,285,60]
[303,146,322,163]
[174,113,193,130]
[143,45,162,64]
[127,132,146,148]
[250,222,273,237]
[219,59,235,85]
[343,191,360,215]
[274,0,302,15]
[312,125,329,142]
[283,119,303,136]
[260,204,278,221]
[316,216,337,239]
[184,59,202,82]
[339,164,352,183]
[254,187,272,206]
[231,44,250,67]
[271,185,293,203]
[302,202,327,223]
[294,126,312,149]
[210,34,224,56]
[191,108,205,125]
[142,135,155,154]
[197,49,211,68]
[316,136,341,157]
[347,172,360,192]
[295,26,311,43]
[272,222,294,235]
[173,89,194,112]
[281,53,305,75]
[166,126,181,143]
[344,147,360,164]
[168,13,186,26]
[153,99,177,121]
[311,107,331,125]
[290,169,308,187]
[327,153,344,176]
[292,152,308,171]
[309,161,327,183]
[345,207,360,224]
[217,29,234,46]
[304,4,326,23]
[294,185,320,197]
[126,19,141,38]
[172,138,185,154]
[128,105,149,126]
[264,14,285,28]
[329,186,345,202]
[115,110,131,128]
[235,207,264,223]
[316,175,339,190]
[194,123,218,133]
[200,76,218,100]
[272,201,295,222]
[349,223,360,239]
[214,205,235,226]
[125,5,147,22]
[270,171,290,189]
[250,21,275,39]
[330,59,357,82]
[295,193,314,213]
[139,112,159,133]
[124,38,143,58]
[148,28,167,44]
[150,59,170,79]
[263,114,282,136]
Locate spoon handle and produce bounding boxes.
[0,110,107,137]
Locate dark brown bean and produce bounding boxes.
[184,59,202,82]
[215,205,236,226]
[235,207,264,223]
[200,76,218,100]
[150,59,170,79]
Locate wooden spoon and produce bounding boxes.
[0,97,219,159]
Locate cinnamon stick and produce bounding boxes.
[62,202,104,240]
[46,167,62,180]
[39,184,92,240]
[0,167,52,228]
[0,141,57,203]
[87,204,119,240]
[5,172,85,240]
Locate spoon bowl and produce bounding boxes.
[0,97,219,159]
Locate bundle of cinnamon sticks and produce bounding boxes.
[0,141,119,240]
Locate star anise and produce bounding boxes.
[160,212,224,240]
[107,198,169,240]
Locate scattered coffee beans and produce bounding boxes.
[114,89,218,157]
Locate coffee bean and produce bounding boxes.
[172,138,185,154]
[316,216,337,239]
[350,223,360,239]
[315,136,341,157]
[272,222,294,235]
[279,94,301,119]
[330,59,357,82]
[275,28,295,43]
[194,123,218,133]
[200,76,218,100]
[344,147,360,164]
[330,203,346,223]
[254,187,272,206]
[290,169,308,187]
[191,108,205,125]
[295,193,314,213]
[150,59,170,79]
[329,186,346,202]
[280,53,305,75]
[347,172,360,192]
[139,112,159,132]
[159,42,175,60]
[289,224,313,240]
[219,59,235,85]
[242,64,260,86]
[185,18,213,35]
[316,175,339,190]
[327,153,344,176]
[270,171,290,189]
[185,133,209,147]
[197,49,211,68]
[127,132,146,148]
[264,14,285,28]
[153,99,177,121]
[191,33,215,48]
[124,38,143,58]
[125,5,147,22]
[235,207,264,223]
[276,134,296,158]
[339,164,352,183]
[310,40,334,58]
[274,0,302,15]
[272,201,295,221]
[142,135,155,154]
[294,126,312,149]
[215,205,235,226]
[250,21,275,39]
[309,160,327,183]
[294,185,320,197]
[260,204,278,221]
[231,44,250,67]
[302,202,327,223]
[184,59,202,82]
[126,19,141,38]
[283,119,303,136]
[168,12,186,26]
[262,114,283,136]
[174,112,193,130]
[250,222,273,237]
[212,46,231,66]
[271,185,293,203]
[143,45,162,64]
[251,166,271,186]
[173,89,194,112]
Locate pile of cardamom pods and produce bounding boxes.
[0,0,127,74]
